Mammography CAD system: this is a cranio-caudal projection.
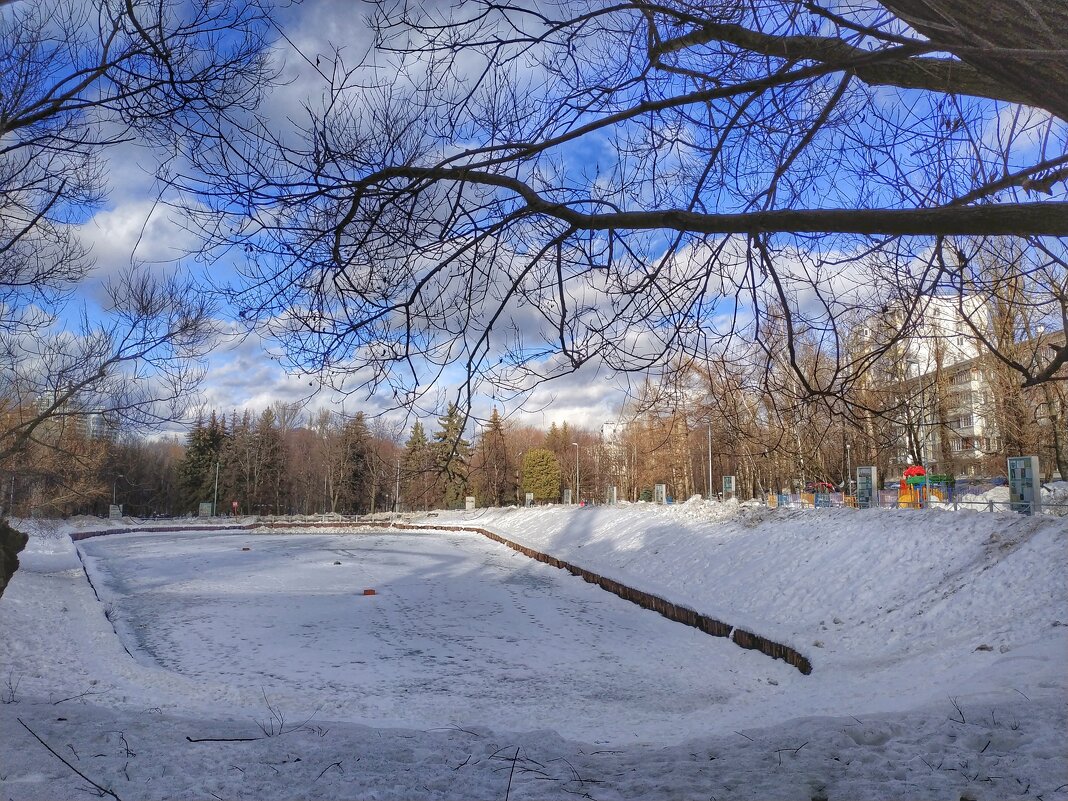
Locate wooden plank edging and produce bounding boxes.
[388,522,813,675]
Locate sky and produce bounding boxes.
[59,0,638,439]
[56,0,1066,442]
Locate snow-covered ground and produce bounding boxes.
[1,501,1066,800]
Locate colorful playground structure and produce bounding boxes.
[897,465,948,508]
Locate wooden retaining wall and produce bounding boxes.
[67,518,813,675]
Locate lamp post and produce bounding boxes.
[845,444,852,495]
[212,461,220,517]
[572,442,580,504]
[516,451,523,505]
[707,422,712,499]
[906,358,925,466]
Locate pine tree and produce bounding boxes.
[340,413,373,513]
[522,448,561,503]
[433,404,471,509]
[252,407,286,514]
[176,411,226,513]
[402,421,435,510]
[473,408,513,506]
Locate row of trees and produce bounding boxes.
[3,329,1064,518]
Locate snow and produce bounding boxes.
[2,502,1066,800]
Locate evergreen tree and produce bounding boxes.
[176,411,226,513]
[433,404,470,509]
[473,408,513,506]
[401,421,435,510]
[522,448,561,503]
[544,421,573,458]
[220,410,255,514]
[252,407,286,514]
[340,413,373,513]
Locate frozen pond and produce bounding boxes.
[79,529,797,740]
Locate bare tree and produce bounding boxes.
[0,0,273,463]
[0,269,217,464]
[188,0,1066,421]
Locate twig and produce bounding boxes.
[186,735,264,743]
[315,761,343,781]
[17,718,121,801]
[452,755,471,771]
[734,731,754,741]
[949,696,967,724]
[774,742,808,766]
[51,687,109,706]
[505,747,520,801]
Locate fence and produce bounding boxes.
[765,489,1068,516]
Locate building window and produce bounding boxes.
[957,414,973,429]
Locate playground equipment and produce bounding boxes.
[897,465,946,508]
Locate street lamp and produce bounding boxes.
[516,450,524,505]
[906,358,925,466]
[845,444,852,495]
[707,422,713,499]
[212,461,220,516]
[572,442,580,504]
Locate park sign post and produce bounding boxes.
[1007,456,1041,515]
[722,475,735,500]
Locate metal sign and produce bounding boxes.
[465,495,476,511]
[108,504,122,520]
[654,484,667,504]
[856,466,878,509]
[525,492,534,508]
[198,502,213,517]
[1008,455,1041,515]
[607,485,617,505]
[562,488,572,505]
[722,475,735,499]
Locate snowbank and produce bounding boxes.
[1,502,1065,800]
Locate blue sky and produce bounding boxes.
[56,0,1066,439]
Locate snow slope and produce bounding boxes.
[1,502,1065,800]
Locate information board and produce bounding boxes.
[1007,455,1041,515]
[722,475,735,499]
[856,466,878,509]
